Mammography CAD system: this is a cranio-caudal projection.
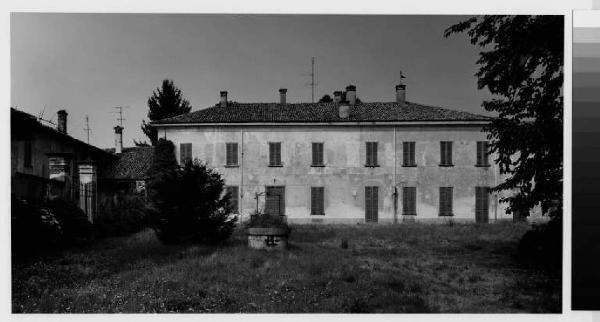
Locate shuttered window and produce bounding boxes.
[269,142,282,166]
[475,186,490,223]
[476,141,490,166]
[265,186,285,215]
[402,187,417,215]
[180,143,192,165]
[24,139,32,168]
[366,142,378,166]
[440,141,453,166]
[403,142,416,166]
[226,186,239,214]
[365,186,379,222]
[311,187,325,215]
[439,187,454,216]
[312,143,324,166]
[226,143,238,166]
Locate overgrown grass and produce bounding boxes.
[12,222,560,313]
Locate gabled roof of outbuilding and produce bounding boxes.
[153,101,491,125]
[101,146,154,180]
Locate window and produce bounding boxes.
[440,141,453,166]
[439,187,454,216]
[24,139,32,168]
[475,186,490,223]
[180,143,192,164]
[226,186,239,214]
[403,142,416,166]
[311,187,325,215]
[402,187,417,215]
[312,143,324,166]
[476,141,490,166]
[365,186,379,222]
[365,142,378,167]
[269,142,282,166]
[226,143,238,166]
[265,186,285,215]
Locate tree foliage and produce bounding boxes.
[318,94,333,103]
[141,79,192,145]
[147,139,237,244]
[445,16,563,219]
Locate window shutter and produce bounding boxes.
[366,143,371,165]
[403,142,409,166]
[311,187,316,215]
[447,142,453,165]
[373,142,378,165]
[312,143,317,165]
[410,142,415,166]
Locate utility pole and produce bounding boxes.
[84,115,91,144]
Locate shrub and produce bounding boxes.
[517,217,562,273]
[11,195,63,256]
[148,139,237,244]
[44,198,93,246]
[95,194,148,238]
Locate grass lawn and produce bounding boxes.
[12,222,560,313]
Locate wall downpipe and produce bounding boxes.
[240,127,244,220]
[393,127,397,224]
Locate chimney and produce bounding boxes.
[333,91,342,104]
[396,84,406,106]
[114,125,123,154]
[57,110,68,134]
[339,103,350,119]
[279,88,287,105]
[220,91,228,108]
[346,85,356,105]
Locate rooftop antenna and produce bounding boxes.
[303,57,318,103]
[399,70,406,84]
[84,115,91,144]
[37,105,46,121]
[111,106,129,128]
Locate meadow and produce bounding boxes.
[12,222,560,313]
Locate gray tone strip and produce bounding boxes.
[574,28,600,43]
[574,43,600,57]
[574,73,600,87]
[574,87,600,102]
[574,57,600,73]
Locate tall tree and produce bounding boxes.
[445,16,563,219]
[141,79,192,145]
[318,94,333,103]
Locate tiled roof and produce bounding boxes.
[101,146,154,180]
[153,101,491,125]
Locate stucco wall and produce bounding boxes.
[161,124,514,223]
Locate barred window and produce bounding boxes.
[476,141,490,166]
[366,142,378,166]
[269,142,282,166]
[475,186,490,223]
[311,187,325,215]
[440,141,453,166]
[402,187,417,215]
[226,186,239,214]
[312,143,324,166]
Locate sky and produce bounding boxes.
[11,13,492,149]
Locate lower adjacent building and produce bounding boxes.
[153,84,523,223]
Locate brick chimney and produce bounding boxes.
[114,125,123,154]
[220,91,228,108]
[279,88,287,105]
[396,84,406,106]
[346,85,356,105]
[57,110,68,134]
[333,91,342,104]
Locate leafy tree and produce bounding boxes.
[141,79,192,145]
[445,16,563,220]
[318,94,333,103]
[147,139,237,244]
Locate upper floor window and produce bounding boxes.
[226,142,239,166]
[476,141,490,167]
[312,142,324,166]
[403,142,416,167]
[24,139,32,168]
[269,142,282,166]
[180,143,192,165]
[365,142,378,167]
[440,141,453,166]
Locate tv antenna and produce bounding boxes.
[84,115,91,144]
[303,57,318,103]
[111,106,129,127]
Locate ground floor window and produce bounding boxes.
[439,187,453,216]
[475,186,490,223]
[265,186,285,216]
[311,187,325,215]
[365,186,378,222]
[226,186,239,214]
[402,187,417,215]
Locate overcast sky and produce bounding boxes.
[11,13,492,149]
